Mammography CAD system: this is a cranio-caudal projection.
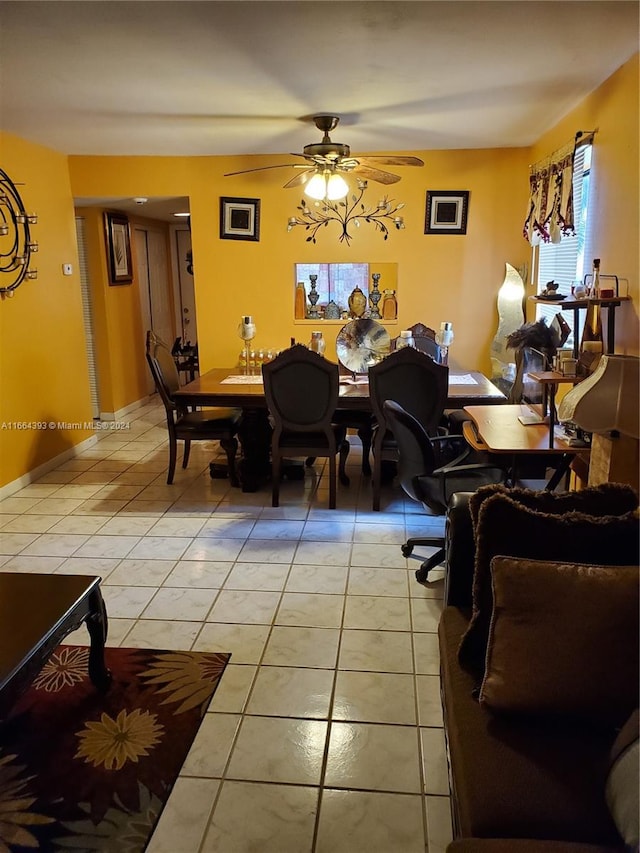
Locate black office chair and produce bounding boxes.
[262,345,350,508]
[368,347,449,511]
[383,399,505,582]
[146,330,241,485]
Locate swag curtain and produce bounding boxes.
[523,132,593,246]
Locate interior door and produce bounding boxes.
[175,228,197,345]
[135,225,175,394]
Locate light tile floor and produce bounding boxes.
[0,400,453,853]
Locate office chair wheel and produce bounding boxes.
[415,565,430,583]
[401,543,414,557]
[414,548,445,585]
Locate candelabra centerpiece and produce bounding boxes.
[307,274,320,319]
[287,181,406,245]
[369,273,382,319]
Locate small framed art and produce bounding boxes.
[425,190,469,235]
[104,211,133,284]
[220,197,261,241]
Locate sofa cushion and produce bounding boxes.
[468,483,639,528]
[478,557,639,727]
[605,709,639,848]
[457,484,639,674]
[440,608,623,845]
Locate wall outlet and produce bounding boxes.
[62,263,73,275]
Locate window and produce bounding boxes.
[535,143,593,347]
[295,262,370,312]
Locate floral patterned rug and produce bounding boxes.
[0,645,230,852]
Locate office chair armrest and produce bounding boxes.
[429,435,470,468]
[433,461,504,476]
[427,461,505,515]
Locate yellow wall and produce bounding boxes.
[69,147,530,372]
[2,54,636,489]
[528,54,639,353]
[0,132,93,487]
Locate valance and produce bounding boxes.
[523,131,595,246]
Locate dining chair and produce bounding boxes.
[262,344,350,509]
[383,400,505,582]
[145,330,242,485]
[368,347,449,511]
[391,322,441,362]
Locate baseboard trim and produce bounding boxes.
[1,395,155,500]
[100,395,152,422]
[0,434,99,501]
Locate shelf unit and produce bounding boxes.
[530,296,631,358]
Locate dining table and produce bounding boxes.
[175,366,506,491]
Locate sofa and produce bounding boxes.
[438,483,640,853]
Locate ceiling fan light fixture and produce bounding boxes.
[303,172,328,200]
[326,172,349,201]
[303,170,349,201]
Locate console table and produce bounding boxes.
[0,573,111,714]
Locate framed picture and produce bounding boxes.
[220,197,260,242]
[425,190,469,235]
[104,211,133,284]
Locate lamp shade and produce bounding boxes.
[558,354,639,438]
[304,170,349,201]
[326,173,349,200]
[304,173,327,200]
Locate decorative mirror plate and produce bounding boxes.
[336,319,391,373]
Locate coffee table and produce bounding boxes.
[0,573,111,714]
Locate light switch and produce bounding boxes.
[62,263,73,275]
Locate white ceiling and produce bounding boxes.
[1,1,638,158]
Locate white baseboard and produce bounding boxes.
[0,434,98,501]
[1,395,155,500]
[100,395,152,422]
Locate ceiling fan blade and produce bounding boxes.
[224,163,304,177]
[351,165,401,184]
[358,156,424,167]
[283,170,314,189]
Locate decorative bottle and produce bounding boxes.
[578,298,603,376]
[295,282,307,319]
[382,290,397,320]
[309,331,325,356]
[395,330,415,350]
[591,258,601,297]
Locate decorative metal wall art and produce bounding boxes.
[0,167,38,297]
[287,180,405,245]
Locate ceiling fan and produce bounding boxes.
[224,115,424,199]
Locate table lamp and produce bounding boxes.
[558,354,639,492]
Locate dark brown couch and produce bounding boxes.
[439,486,639,853]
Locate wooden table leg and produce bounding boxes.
[237,408,273,492]
[86,588,112,692]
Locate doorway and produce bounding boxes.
[75,216,101,419]
[135,224,176,394]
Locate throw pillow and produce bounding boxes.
[478,557,639,727]
[457,487,639,674]
[468,482,639,533]
[605,708,639,850]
